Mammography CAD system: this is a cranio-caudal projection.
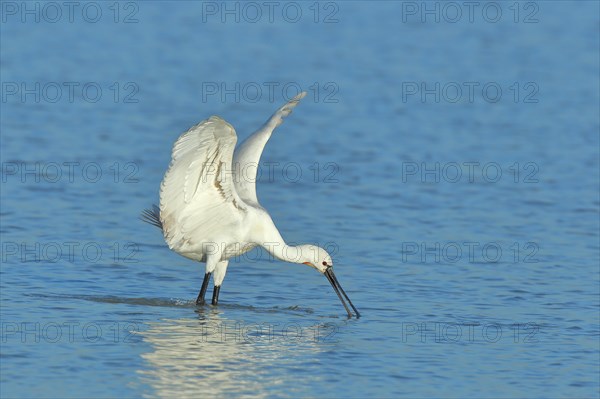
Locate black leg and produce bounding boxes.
[196,272,212,305]
[211,285,221,305]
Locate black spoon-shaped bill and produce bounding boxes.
[324,267,360,318]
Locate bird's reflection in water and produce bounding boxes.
[136,308,338,398]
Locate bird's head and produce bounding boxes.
[298,244,333,273]
[297,244,360,318]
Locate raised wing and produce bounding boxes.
[159,116,246,252]
[233,92,306,205]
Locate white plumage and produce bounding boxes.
[143,92,359,317]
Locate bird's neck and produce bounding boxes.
[262,240,306,264]
[259,230,308,264]
[255,213,309,264]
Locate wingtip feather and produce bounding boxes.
[293,91,307,101]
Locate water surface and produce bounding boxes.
[1,2,599,398]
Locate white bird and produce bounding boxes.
[142,92,359,317]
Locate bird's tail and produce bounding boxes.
[141,204,163,230]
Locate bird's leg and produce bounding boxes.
[210,260,228,305]
[211,285,221,305]
[196,272,212,305]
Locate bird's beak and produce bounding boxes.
[324,267,360,318]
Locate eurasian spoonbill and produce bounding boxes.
[142,92,359,318]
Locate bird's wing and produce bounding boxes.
[233,92,307,205]
[159,116,246,251]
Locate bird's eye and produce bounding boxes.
[322,261,328,266]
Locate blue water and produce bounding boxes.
[1,1,599,398]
